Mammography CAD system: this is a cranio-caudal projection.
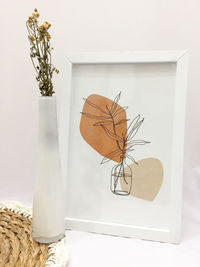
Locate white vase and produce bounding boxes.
[32,96,65,244]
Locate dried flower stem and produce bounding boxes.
[26,8,59,96]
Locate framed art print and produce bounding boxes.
[58,51,188,243]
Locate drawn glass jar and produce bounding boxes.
[110,157,132,196]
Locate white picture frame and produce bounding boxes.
[58,51,188,243]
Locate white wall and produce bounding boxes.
[0,0,199,222]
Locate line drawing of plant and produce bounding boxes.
[81,92,150,196]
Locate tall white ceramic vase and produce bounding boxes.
[32,96,65,243]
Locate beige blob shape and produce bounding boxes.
[121,158,163,201]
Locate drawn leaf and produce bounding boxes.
[122,132,127,143]
[126,154,138,165]
[83,97,107,114]
[81,112,109,120]
[105,104,111,114]
[113,106,128,117]
[127,140,150,146]
[101,125,123,143]
[115,119,129,126]
[127,118,144,140]
[110,92,121,114]
[126,145,134,150]
[101,149,122,164]
[126,114,140,134]
[93,120,112,126]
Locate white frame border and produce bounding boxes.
[58,51,188,243]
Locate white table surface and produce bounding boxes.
[65,227,199,267]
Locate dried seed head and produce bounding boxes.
[38,26,44,32]
[28,21,32,28]
[29,35,35,41]
[42,21,51,30]
[32,12,40,19]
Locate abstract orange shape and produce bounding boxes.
[80,94,127,163]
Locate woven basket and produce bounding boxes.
[0,202,69,267]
